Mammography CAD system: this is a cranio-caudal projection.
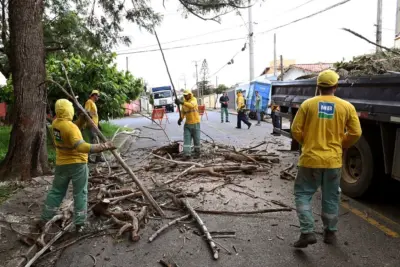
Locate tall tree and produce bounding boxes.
[0,0,50,180]
[0,0,260,180]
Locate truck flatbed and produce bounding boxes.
[272,75,400,123]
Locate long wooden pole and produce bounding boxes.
[46,79,165,218]
[154,30,181,116]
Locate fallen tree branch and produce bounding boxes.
[148,214,190,243]
[239,141,266,152]
[163,165,196,185]
[182,199,219,260]
[194,208,293,215]
[342,28,400,55]
[151,153,204,167]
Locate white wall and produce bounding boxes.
[283,68,310,81]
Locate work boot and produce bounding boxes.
[235,127,241,129]
[248,123,252,129]
[226,120,230,123]
[293,233,317,248]
[221,120,224,123]
[323,230,337,244]
[256,123,261,126]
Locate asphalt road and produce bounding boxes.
[55,110,400,267]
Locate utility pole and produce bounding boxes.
[396,0,400,47]
[126,57,129,72]
[376,0,383,52]
[194,61,199,98]
[216,76,218,89]
[248,0,255,82]
[280,55,284,81]
[273,33,277,77]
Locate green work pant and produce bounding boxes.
[221,107,229,121]
[42,163,89,225]
[294,167,341,233]
[183,123,200,156]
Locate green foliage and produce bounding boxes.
[100,121,131,138]
[149,94,154,106]
[216,84,228,94]
[0,78,13,103]
[0,126,10,161]
[46,53,144,120]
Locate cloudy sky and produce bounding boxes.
[114,0,397,90]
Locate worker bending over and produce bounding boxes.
[175,89,201,159]
[291,70,361,248]
[40,99,115,232]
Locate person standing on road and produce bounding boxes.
[235,89,252,129]
[291,70,361,248]
[175,89,201,159]
[39,99,116,232]
[219,92,230,123]
[255,91,262,126]
[82,90,103,163]
[268,103,281,135]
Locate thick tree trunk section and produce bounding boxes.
[0,0,50,180]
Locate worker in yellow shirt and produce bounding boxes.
[175,89,201,159]
[40,99,115,232]
[235,89,251,129]
[291,70,361,248]
[84,90,102,163]
[268,103,281,136]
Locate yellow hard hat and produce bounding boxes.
[317,70,339,87]
[91,90,100,96]
[183,89,192,96]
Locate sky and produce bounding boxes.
[113,0,397,90]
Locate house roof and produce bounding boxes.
[288,63,333,73]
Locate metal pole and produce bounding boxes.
[126,56,128,72]
[280,55,284,81]
[274,33,277,77]
[248,0,255,81]
[376,0,383,52]
[195,61,199,98]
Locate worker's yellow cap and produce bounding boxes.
[183,89,192,96]
[317,70,339,87]
[91,90,100,96]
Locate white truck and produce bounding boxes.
[151,86,174,112]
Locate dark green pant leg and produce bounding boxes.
[70,164,89,225]
[41,165,70,221]
[183,124,192,156]
[192,123,201,155]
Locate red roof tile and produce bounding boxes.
[289,63,333,73]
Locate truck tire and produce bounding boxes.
[340,135,374,198]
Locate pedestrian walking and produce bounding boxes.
[255,91,262,126]
[235,89,251,129]
[291,70,362,248]
[39,99,116,232]
[175,89,201,160]
[219,92,230,123]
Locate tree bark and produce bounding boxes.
[0,0,50,180]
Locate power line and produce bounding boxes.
[116,0,352,56]
[115,0,321,54]
[116,37,245,55]
[258,0,352,35]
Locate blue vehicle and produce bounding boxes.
[245,76,272,120]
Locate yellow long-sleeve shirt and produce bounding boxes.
[236,93,245,111]
[85,99,99,126]
[180,96,200,124]
[53,99,92,165]
[291,95,362,168]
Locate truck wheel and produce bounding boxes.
[340,135,374,198]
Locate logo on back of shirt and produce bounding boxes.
[53,128,62,142]
[318,102,335,119]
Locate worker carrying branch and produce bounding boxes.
[175,89,201,160]
[291,70,362,248]
[39,99,116,232]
